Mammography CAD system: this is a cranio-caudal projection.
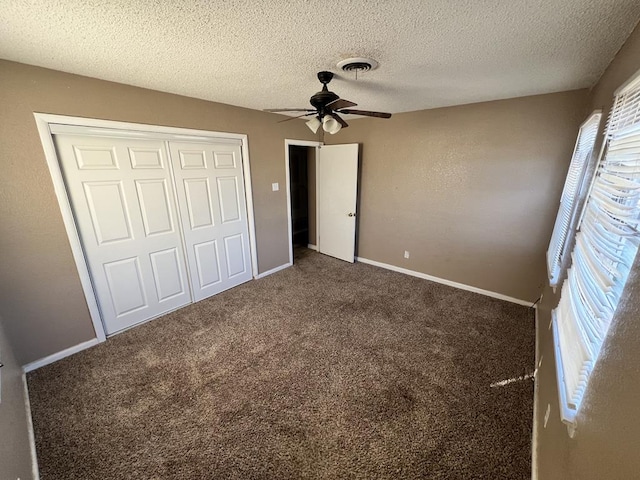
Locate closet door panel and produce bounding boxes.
[193,240,222,288]
[54,134,191,334]
[224,234,247,278]
[135,179,175,236]
[170,141,252,301]
[183,178,215,229]
[149,247,187,302]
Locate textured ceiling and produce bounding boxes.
[2,1,640,115]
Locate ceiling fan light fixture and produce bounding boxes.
[306,116,321,133]
[323,115,342,134]
[266,70,391,129]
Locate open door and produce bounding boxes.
[318,144,359,262]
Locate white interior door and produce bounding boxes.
[54,134,191,334]
[169,141,253,301]
[318,144,359,262]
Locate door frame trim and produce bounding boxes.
[34,113,259,343]
[284,139,322,265]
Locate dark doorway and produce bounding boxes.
[288,145,316,251]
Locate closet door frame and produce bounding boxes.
[34,113,258,344]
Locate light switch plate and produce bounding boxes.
[272,182,279,191]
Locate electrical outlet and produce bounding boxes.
[272,182,279,191]
[544,404,551,428]
[404,251,410,259]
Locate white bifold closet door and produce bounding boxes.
[54,133,253,335]
[169,141,252,301]
[54,134,192,334]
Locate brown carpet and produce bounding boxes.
[28,248,535,479]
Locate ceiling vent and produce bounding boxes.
[337,57,378,78]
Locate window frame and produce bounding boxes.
[552,68,640,433]
[547,111,602,287]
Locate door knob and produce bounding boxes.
[348,212,356,217]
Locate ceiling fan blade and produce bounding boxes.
[330,113,349,128]
[264,108,316,113]
[326,98,357,110]
[277,112,317,123]
[338,109,392,119]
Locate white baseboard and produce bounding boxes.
[532,306,540,480]
[22,374,40,480]
[22,338,100,373]
[307,244,318,251]
[355,256,532,307]
[254,262,292,279]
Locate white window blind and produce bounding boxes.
[553,71,640,427]
[547,112,602,286]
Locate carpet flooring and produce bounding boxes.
[28,248,535,479]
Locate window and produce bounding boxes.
[547,111,602,286]
[553,70,640,429]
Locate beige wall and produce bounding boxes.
[0,57,608,367]
[534,24,640,480]
[328,90,589,301]
[0,316,35,479]
[3,25,637,480]
[0,60,315,365]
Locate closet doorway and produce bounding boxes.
[285,140,321,264]
[289,145,315,248]
[285,140,360,265]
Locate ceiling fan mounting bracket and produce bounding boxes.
[317,71,334,86]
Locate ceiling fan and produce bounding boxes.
[264,71,392,135]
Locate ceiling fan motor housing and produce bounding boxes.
[310,90,339,111]
[310,71,338,113]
